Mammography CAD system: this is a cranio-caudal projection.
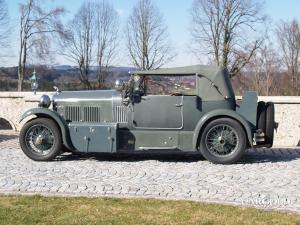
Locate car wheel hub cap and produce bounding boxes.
[218,136,225,145]
[206,124,239,157]
[25,124,54,155]
[35,134,45,145]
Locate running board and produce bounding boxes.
[138,146,177,150]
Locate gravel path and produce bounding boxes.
[1,130,300,212]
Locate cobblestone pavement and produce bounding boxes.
[1,130,300,213]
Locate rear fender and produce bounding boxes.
[193,109,254,149]
[20,108,74,150]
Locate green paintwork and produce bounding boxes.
[69,123,117,152]
[132,96,183,129]
[20,108,74,150]
[20,65,263,153]
[236,91,258,127]
[192,108,254,149]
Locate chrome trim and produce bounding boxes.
[138,146,177,150]
[38,95,51,108]
[115,79,125,91]
[253,131,265,144]
[255,138,265,142]
[54,98,115,103]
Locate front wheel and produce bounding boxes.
[199,118,247,164]
[19,118,62,161]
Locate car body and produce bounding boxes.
[19,65,277,164]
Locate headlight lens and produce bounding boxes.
[38,95,51,108]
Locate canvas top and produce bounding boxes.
[131,65,235,101]
[130,65,223,79]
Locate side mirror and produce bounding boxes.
[115,79,124,91]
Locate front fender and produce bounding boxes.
[193,109,254,149]
[20,108,74,151]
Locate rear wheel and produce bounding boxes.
[19,118,62,161]
[199,118,247,164]
[265,102,275,147]
[256,101,266,145]
[256,101,275,147]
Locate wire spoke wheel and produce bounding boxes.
[24,124,55,155]
[205,124,239,157]
[20,118,62,161]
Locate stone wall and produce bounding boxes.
[0,92,299,147]
[0,92,50,131]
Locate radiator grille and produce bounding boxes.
[113,105,128,123]
[65,106,81,122]
[84,106,101,122]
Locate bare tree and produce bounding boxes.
[0,0,9,57]
[95,1,119,88]
[244,56,263,95]
[126,0,175,70]
[18,0,65,91]
[252,44,279,95]
[61,1,95,89]
[276,19,300,95]
[190,0,265,76]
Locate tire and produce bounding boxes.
[265,102,275,148]
[19,118,62,161]
[256,101,266,145]
[199,118,247,164]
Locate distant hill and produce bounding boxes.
[0,65,135,91]
[0,65,293,95]
[0,65,135,80]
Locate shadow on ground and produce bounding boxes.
[239,148,300,164]
[0,133,18,143]
[1,131,299,164]
[55,148,300,164]
[56,151,205,163]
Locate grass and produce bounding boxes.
[0,195,300,225]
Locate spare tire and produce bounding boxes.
[265,102,275,148]
[256,101,266,145]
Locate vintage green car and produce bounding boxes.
[19,65,276,164]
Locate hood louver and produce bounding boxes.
[63,106,101,122]
[61,105,127,123]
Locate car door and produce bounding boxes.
[132,95,183,129]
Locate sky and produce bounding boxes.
[3,0,300,68]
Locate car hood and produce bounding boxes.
[53,90,121,103]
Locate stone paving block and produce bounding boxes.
[1,130,300,212]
